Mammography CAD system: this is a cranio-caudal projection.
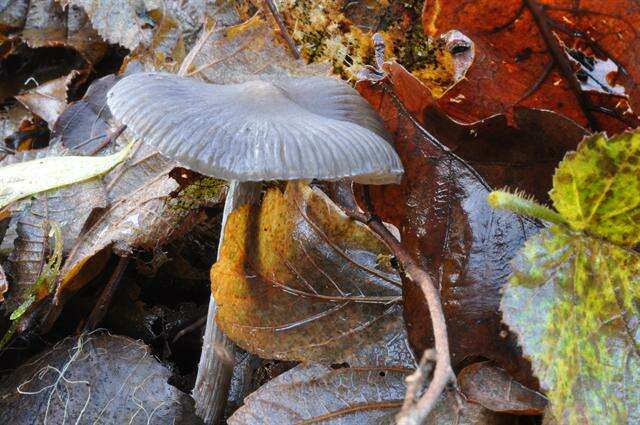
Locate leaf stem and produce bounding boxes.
[487,190,567,225]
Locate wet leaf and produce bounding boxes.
[550,131,640,246]
[423,0,640,132]
[0,141,131,210]
[458,362,547,415]
[228,364,408,424]
[15,70,78,129]
[379,61,588,203]
[212,181,405,364]
[0,332,202,424]
[356,73,539,386]
[501,227,639,424]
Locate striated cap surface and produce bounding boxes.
[107,73,403,184]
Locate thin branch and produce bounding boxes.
[263,0,300,59]
[342,207,455,425]
[81,256,129,332]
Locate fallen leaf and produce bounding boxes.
[15,70,79,129]
[228,364,409,424]
[212,181,406,364]
[356,73,539,386]
[379,61,588,203]
[53,73,119,153]
[0,332,202,424]
[423,0,640,132]
[0,103,33,150]
[186,13,329,84]
[458,362,547,415]
[4,148,106,312]
[0,0,107,63]
[0,140,131,210]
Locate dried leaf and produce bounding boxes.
[0,332,202,424]
[458,362,547,415]
[356,72,539,386]
[1,0,107,63]
[186,14,329,84]
[15,71,78,128]
[228,364,408,424]
[423,0,640,132]
[0,103,33,149]
[212,181,405,364]
[550,131,640,246]
[0,141,131,210]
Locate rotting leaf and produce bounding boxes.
[550,131,640,246]
[212,181,405,363]
[228,364,409,425]
[422,0,640,132]
[356,70,540,386]
[501,227,639,424]
[0,332,202,424]
[458,361,547,415]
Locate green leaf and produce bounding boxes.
[0,142,133,210]
[502,227,639,425]
[550,132,640,246]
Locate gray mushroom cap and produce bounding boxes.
[106,73,403,184]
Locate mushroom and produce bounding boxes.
[106,72,403,423]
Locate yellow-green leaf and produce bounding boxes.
[550,131,640,246]
[501,227,639,425]
[211,181,407,364]
[0,143,132,210]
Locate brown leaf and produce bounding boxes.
[228,364,409,425]
[15,70,79,129]
[53,73,119,153]
[379,61,588,203]
[356,74,539,387]
[212,181,409,365]
[458,362,548,415]
[423,0,640,132]
[0,332,202,424]
[185,13,329,84]
[1,0,108,64]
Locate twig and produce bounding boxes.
[88,124,127,155]
[342,206,455,425]
[172,315,207,344]
[81,256,129,332]
[263,0,300,59]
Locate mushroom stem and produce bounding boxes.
[194,180,262,424]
